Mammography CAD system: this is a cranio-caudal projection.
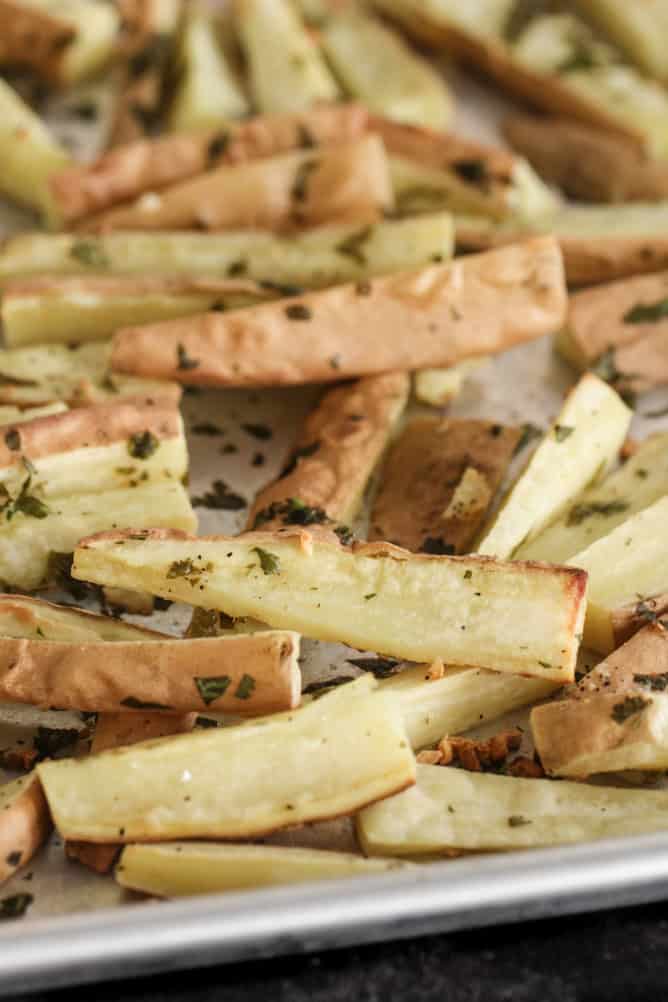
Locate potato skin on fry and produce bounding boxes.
[0,773,51,884]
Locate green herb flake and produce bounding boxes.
[241,423,272,441]
[0,893,32,920]
[463,570,473,580]
[69,240,109,268]
[335,226,373,265]
[285,303,312,321]
[120,697,173,710]
[5,851,21,867]
[364,593,377,600]
[194,675,232,706]
[191,480,246,511]
[611,695,649,724]
[508,815,531,828]
[127,431,159,460]
[252,547,280,575]
[329,354,341,370]
[624,297,668,325]
[291,158,319,202]
[177,343,200,371]
[566,499,630,527]
[420,536,455,555]
[452,159,489,187]
[4,428,20,451]
[191,422,224,436]
[633,672,668,692]
[538,660,552,669]
[0,371,38,388]
[234,673,255,700]
[554,424,574,443]
[0,473,49,522]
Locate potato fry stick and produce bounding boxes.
[370,418,520,554]
[38,675,416,843]
[248,372,409,530]
[83,135,393,234]
[0,773,51,885]
[72,526,587,681]
[109,237,567,387]
[357,763,668,856]
[116,842,409,898]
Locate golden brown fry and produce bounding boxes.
[110,237,567,387]
[531,622,668,778]
[50,103,368,225]
[247,372,409,530]
[370,418,520,553]
[0,631,301,715]
[82,135,393,234]
[0,773,51,884]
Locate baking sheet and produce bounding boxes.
[0,63,667,995]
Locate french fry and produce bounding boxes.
[109,237,567,387]
[321,9,453,130]
[0,398,188,500]
[0,79,70,226]
[457,201,668,286]
[378,664,557,751]
[357,763,668,856]
[370,418,520,554]
[531,622,668,778]
[49,103,368,225]
[0,773,51,885]
[1,275,276,347]
[574,0,668,82]
[516,433,668,565]
[375,1,653,152]
[0,0,118,86]
[83,136,394,234]
[477,374,632,559]
[72,526,587,681]
[0,630,301,715]
[503,114,668,204]
[107,0,181,148]
[168,7,248,132]
[556,270,668,371]
[37,675,416,843]
[247,372,409,530]
[0,481,196,591]
[0,215,453,287]
[116,842,408,898]
[235,0,339,113]
[0,593,164,642]
[413,359,488,407]
[568,495,668,653]
[67,709,196,874]
[0,342,182,408]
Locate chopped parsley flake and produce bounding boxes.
[194,675,232,705]
[234,673,256,700]
[554,425,574,443]
[566,500,629,526]
[252,547,280,575]
[611,695,649,724]
[120,697,173,710]
[177,343,200,371]
[127,431,159,459]
[69,240,109,268]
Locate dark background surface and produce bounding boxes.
[10,900,668,1002]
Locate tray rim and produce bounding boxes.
[3,828,668,996]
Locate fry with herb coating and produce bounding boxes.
[370,418,520,554]
[72,525,587,681]
[110,237,567,387]
[0,773,51,885]
[248,372,409,530]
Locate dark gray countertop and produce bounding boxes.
[12,900,668,1002]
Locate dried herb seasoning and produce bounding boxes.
[290,158,319,202]
[166,558,212,585]
[633,672,668,692]
[335,226,373,265]
[507,815,532,827]
[253,497,329,529]
[4,428,20,451]
[69,240,109,268]
[252,547,281,575]
[0,474,49,522]
[33,726,80,761]
[191,422,224,436]
[194,675,232,705]
[624,297,668,324]
[334,524,354,546]
[0,894,33,920]
[346,656,401,679]
[191,480,246,511]
[241,422,272,440]
[207,131,230,165]
[226,259,248,277]
[234,674,255,699]
[566,499,630,527]
[279,440,320,477]
[285,303,312,321]
[187,607,235,638]
[258,279,304,297]
[5,851,21,867]
[611,695,649,724]
[0,371,37,388]
[297,124,316,148]
[177,343,200,371]
[195,716,221,728]
[452,159,489,187]
[127,431,159,459]
[553,424,574,443]
[120,697,173,711]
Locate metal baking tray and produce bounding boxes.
[0,65,667,998]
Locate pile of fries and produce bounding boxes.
[0,0,667,912]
